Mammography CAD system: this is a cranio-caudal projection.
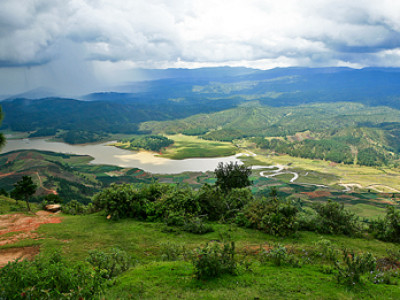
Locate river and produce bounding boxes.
[0,138,242,174]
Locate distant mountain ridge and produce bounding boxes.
[2,66,400,136]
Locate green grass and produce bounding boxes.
[0,196,37,214]
[1,213,397,299]
[160,134,237,159]
[345,204,387,220]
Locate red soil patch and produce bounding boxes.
[338,194,357,200]
[0,211,62,266]
[244,244,273,255]
[302,191,332,199]
[0,211,61,246]
[0,246,40,268]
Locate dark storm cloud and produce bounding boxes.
[1,0,400,95]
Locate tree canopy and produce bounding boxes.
[12,176,37,211]
[214,162,252,192]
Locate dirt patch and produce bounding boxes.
[302,191,332,199]
[244,244,273,255]
[0,246,40,268]
[0,211,62,245]
[338,194,358,200]
[0,211,62,267]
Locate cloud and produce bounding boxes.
[1,0,400,95]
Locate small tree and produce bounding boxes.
[214,162,252,192]
[12,176,37,211]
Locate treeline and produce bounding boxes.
[121,135,174,152]
[252,137,389,166]
[58,130,110,144]
[90,181,400,243]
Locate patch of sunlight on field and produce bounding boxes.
[161,134,237,159]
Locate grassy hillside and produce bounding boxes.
[0,150,153,203]
[141,102,400,166]
[0,212,398,299]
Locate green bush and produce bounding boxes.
[62,200,96,215]
[260,245,301,267]
[155,187,200,223]
[87,248,131,279]
[192,241,237,279]
[313,200,360,236]
[369,206,400,242]
[182,217,214,234]
[0,252,104,299]
[241,197,298,237]
[92,183,171,220]
[160,242,185,261]
[334,249,376,285]
[196,184,225,221]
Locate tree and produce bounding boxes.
[0,105,5,149]
[12,176,37,211]
[214,162,252,192]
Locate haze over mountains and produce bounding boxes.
[2,66,400,135]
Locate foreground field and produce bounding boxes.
[1,201,400,299]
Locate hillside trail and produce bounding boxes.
[0,210,62,267]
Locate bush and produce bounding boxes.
[0,252,104,299]
[62,200,96,215]
[160,242,185,261]
[313,200,360,236]
[87,248,131,279]
[260,245,301,267]
[334,248,376,285]
[182,217,214,234]
[155,187,201,224]
[241,197,298,237]
[93,183,171,220]
[196,184,225,221]
[192,241,237,279]
[369,206,400,242]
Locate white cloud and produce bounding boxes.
[1,0,400,94]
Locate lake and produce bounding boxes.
[0,138,242,174]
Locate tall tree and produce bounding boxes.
[214,162,252,192]
[12,176,37,211]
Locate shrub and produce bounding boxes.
[260,245,301,267]
[0,252,104,299]
[242,197,298,237]
[62,200,95,215]
[192,241,237,279]
[196,184,225,221]
[87,247,131,279]
[155,187,201,224]
[369,206,400,243]
[334,248,376,285]
[92,183,171,220]
[315,239,339,263]
[182,217,214,234]
[160,242,185,261]
[313,200,360,236]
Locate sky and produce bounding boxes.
[1,0,400,96]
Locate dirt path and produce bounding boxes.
[0,211,62,267]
